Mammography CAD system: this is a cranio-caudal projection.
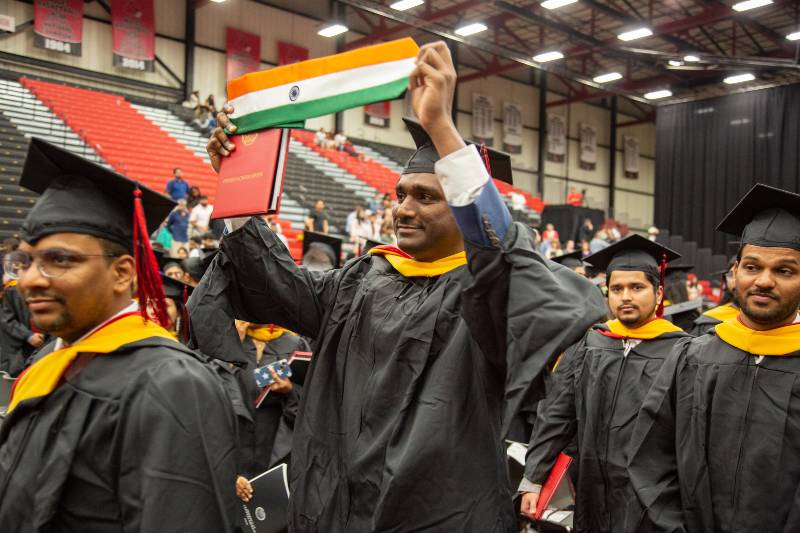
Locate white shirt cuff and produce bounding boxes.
[518,478,543,494]
[434,144,491,207]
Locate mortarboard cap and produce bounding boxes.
[162,273,194,302]
[402,118,513,184]
[717,183,800,251]
[302,231,342,268]
[361,238,383,255]
[665,263,694,276]
[551,250,584,270]
[584,234,680,281]
[19,138,175,249]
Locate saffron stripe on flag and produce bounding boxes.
[227,37,419,100]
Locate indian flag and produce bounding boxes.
[227,38,420,134]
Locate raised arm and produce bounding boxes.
[409,41,607,438]
[187,216,340,362]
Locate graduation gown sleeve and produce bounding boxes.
[523,340,582,485]
[188,216,339,362]
[118,357,240,533]
[626,339,690,533]
[436,145,608,436]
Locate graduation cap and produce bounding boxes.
[19,137,175,327]
[717,183,800,251]
[551,250,584,270]
[665,263,694,277]
[302,231,342,269]
[402,118,513,185]
[181,257,205,284]
[361,238,384,255]
[584,234,681,316]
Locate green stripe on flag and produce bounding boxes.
[230,77,409,134]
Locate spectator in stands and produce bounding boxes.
[565,239,576,253]
[265,215,289,248]
[343,140,366,161]
[367,191,382,213]
[188,236,203,258]
[167,199,190,256]
[154,221,173,251]
[186,186,201,209]
[201,232,219,250]
[324,131,336,150]
[334,131,347,151]
[579,217,594,244]
[350,208,375,245]
[346,204,362,234]
[379,218,395,244]
[176,246,189,259]
[647,225,660,241]
[541,223,559,243]
[305,199,329,234]
[0,237,20,278]
[590,230,609,254]
[164,261,185,281]
[315,128,327,146]
[546,238,563,259]
[166,168,189,201]
[190,195,214,236]
[580,239,591,258]
[567,186,584,207]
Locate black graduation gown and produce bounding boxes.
[230,333,307,479]
[688,314,720,337]
[0,286,34,376]
[628,333,800,532]
[188,217,606,533]
[524,325,689,533]
[0,337,240,533]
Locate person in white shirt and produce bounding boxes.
[334,132,347,151]
[189,195,214,237]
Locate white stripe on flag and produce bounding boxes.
[229,57,416,119]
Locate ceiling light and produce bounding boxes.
[454,22,487,37]
[318,23,348,37]
[668,59,683,66]
[644,89,672,100]
[541,0,578,9]
[209,0,226,3]
[390,0,424,10]
[787,31,800,41]
[683,55,701,62]
[732,0,773,12]
[593,72,622,83]
[724,73,756,84]
[617,27,653,41]
[533,51,564,63]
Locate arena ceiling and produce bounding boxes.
[257,0,800,117]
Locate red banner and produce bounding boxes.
[364,101,391,128]
[34,0,83,56]
[277,41,309,66]
[111,0,155,72]
[226,28,261,82]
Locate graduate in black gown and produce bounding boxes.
[519,234,691,532]
[195,41,606,532]
[0,276,42,376]
[628,183,800,532]
[690,258,739,336]
[0,139,239,532]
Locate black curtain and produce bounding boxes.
[655,83,800,255]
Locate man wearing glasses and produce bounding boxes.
[0,139,239,532]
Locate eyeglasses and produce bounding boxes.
[4,249,120,280]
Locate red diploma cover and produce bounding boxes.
[534,452,574,520]
[213,128,290,219]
